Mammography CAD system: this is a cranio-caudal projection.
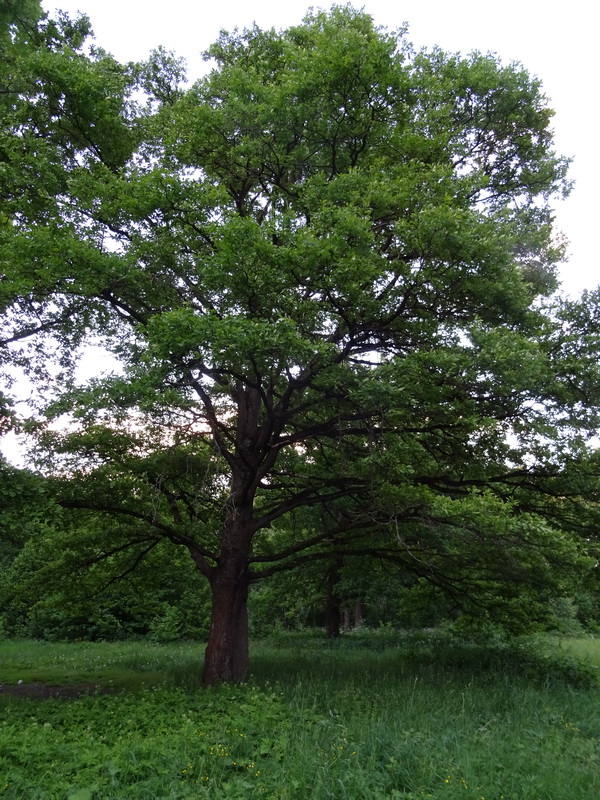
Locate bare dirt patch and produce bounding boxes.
[0,682,117,700]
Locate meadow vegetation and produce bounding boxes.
[2,630,600,799]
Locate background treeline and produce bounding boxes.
[3,462,599,643]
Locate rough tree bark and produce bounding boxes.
[201,480,254,685]
[202,560,250,685]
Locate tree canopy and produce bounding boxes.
[2,5,600,684]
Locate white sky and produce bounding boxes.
[40,0,599,297]
[3,0,597,465]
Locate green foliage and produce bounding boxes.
[147,603,184,643]
[3,6,600,679]
[0,513,212,641]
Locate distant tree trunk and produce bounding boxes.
[325,556,343,638]
[354,599,363,629]
[343,607,351,632]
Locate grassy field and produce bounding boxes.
[1,631,600,799]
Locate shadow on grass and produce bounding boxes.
[247,629,600,691]
[1,631,597,699]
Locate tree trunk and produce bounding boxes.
[202,489,253,685]
[325,556,343,638]
[202,561,250,685]
[343,607,351,632]
[353,599,363,629]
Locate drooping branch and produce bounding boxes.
[58,497,218,571]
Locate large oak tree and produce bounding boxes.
[3,5,600,683]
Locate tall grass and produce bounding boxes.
[1,632,600,799]
[557,635,600,669]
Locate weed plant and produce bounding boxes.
[1,631,600,799]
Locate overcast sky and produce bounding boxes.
[40,0,598,297]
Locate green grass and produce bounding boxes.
[0,639,204,690]
[556,635,600,669]
[1,632,600,799]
